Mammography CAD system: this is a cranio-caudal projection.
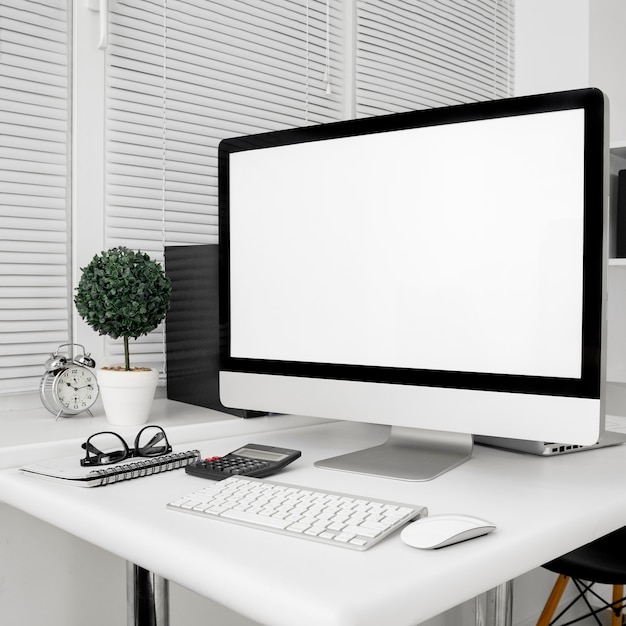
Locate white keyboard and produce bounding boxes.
[167,475,428,550]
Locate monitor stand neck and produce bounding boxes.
[314,426,473,481]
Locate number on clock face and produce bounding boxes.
[56,367,97,411]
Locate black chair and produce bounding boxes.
[537,526,626,625]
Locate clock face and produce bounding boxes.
[53,366,98,413]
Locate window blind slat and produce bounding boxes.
[0,74,68,101]
[1,111,68,133]
[0,17,67,45]
[0,98,68,122]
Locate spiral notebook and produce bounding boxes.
[20,448,201,487]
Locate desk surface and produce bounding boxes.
[2,412,626,626]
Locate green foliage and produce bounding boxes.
[74,247,171,370]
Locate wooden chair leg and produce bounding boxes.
[612,584,624,626]
[537,574,570,626]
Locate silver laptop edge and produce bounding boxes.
[474,429,626,456]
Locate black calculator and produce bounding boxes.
[185,443,301,481]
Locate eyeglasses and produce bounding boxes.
[80,425,172,467]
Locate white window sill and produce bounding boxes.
[0,393,326,469]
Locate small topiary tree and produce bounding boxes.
[74,247,171,371]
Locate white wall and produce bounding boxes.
[590,0,626,143]
[515,0,626,141]
[515,0,590,97]
[0,504,127,626]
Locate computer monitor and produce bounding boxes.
[218,88,609,481]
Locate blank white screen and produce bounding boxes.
[229,109,585,379]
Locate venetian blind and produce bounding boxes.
[104,0,344,370]
[0,0,71,393]
[104,0,514,373]
[355,0,514,116]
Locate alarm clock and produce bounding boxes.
[40,343,99,419]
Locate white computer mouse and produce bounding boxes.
[400,513,496,549]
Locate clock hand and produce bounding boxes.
[64,382,93,391]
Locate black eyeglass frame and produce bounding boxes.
[80,425,172,467]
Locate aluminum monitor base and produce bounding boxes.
[314,426,473,481]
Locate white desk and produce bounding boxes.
[2,412,626,626]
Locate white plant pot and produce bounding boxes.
[96,367,159,426]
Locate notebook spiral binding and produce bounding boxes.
[91,450,201,486]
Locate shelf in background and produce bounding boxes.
[611,142,626,160]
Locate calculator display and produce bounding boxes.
[234,447,289,462]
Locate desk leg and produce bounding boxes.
[127,562,170,626]
[475,581,513,626]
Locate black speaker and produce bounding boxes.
[164,244,265,418]
[616,170,626,258]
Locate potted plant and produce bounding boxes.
[74,247,171,425]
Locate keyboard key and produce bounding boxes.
[221,508,292,529]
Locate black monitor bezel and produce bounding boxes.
[218,88,606,400]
